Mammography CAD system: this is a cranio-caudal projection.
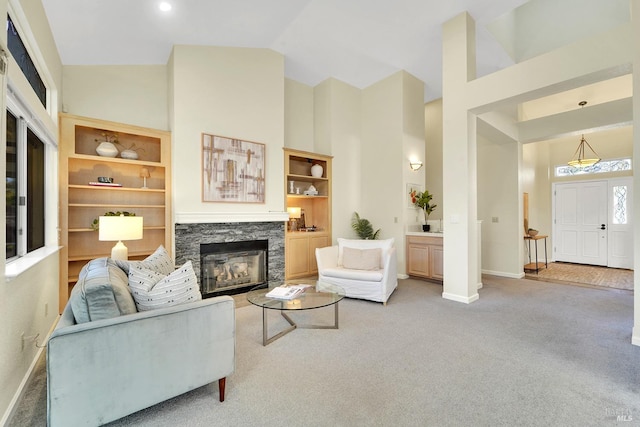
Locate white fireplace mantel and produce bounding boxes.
[175,211,289,224]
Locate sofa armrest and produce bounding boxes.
[381,247,398,290]
[47,296,235,426]
[316,245,339,271]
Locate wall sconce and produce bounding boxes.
[99,215,144,260]
[409,161,423,171]
[287,207,302,232]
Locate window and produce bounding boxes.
[6,111,17,258]
[6,107,46,260]
[7,15,46,107]
[555,158,632,177]
[613,185,628,225]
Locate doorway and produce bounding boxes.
[552,177,633,269]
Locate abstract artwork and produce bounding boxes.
[202,134,266,203]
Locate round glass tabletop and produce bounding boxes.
[247,280,345,311]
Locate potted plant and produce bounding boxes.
[351,212,380,240]
[411,189,437,232]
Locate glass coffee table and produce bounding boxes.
[247,281,345,346]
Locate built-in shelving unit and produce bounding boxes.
[284,148,332,279]
[58,113,172,312]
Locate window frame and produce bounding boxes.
[2,84,59,280]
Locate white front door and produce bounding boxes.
[607,177,634,269]
[554,181,608,266]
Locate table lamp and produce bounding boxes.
[287,207,301,232]
[99,215,144,260]
[140,167,150,189]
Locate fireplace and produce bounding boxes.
[174,219,285,298]
[200,240,268,298]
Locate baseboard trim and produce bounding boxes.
[442,292,480,304]
[482,269,525,279]
[1,319,56,426]
[1,346,45,427]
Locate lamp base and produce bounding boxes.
[111,241,129,260]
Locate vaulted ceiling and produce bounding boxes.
[41,0,531,102]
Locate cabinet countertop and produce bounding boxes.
[406,232,444,238]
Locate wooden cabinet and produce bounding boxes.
[58,113,172,312]
[284,149,332,279]
[406,235,443,281]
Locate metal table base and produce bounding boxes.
[262,302,340,346]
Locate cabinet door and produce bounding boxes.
[407,244,429,277]
[308,235,329,274]
[430,244,444,280]
[286,235,310,278]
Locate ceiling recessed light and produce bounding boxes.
[158,2,172,12]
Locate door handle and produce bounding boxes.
[600,224,606,230]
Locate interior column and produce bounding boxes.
[441,12,480,303]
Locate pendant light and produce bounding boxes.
[567,101,600,168]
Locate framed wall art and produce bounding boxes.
[407,183,423,208]
[202,133,266,203]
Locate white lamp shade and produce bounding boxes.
[99,216,144,241]
[287,207,302,219]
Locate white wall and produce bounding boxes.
[62,65,169,131]
[362,71,425,274]
[1,0,62,422]
[478,137,522,276]
[169,45,285,216]
[425,99,443,222]
[313,78,362,242]
[285,79,314,152]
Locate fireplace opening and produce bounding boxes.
[200,240,268,297]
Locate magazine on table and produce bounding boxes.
[265,284,312,300]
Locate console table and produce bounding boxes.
[524,235,548,273]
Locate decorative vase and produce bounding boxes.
[120,149,139,160]
[422,224,431,232]
[310,164,323,178]
[96,141,119,157]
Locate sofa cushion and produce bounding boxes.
[114,245,174,276]
[342,247,381,271]
[337,238,394,269]
[69,258,138,324]
[128,261,202,311]
[321,266,384,282]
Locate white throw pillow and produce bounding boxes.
[115,245,175,276]
[128,260,202,311]
[337,238,394,269]
[342,247,381,271]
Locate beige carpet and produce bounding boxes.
[525,261,634,291]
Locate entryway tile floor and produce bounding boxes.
[524,261,633,291]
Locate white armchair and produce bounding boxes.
[316,238,398,304]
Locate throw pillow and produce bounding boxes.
[115,245,174,276]
[337,238,394,269]
[69,258,138,324]
[128,260,202,311]
[342,247,381,271]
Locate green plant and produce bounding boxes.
[91,211,136,231]
[412,190,437,223]
[351,212,380,240]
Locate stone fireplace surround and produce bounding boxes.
[174,212,287,295]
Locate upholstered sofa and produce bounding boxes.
[47,252,235,426]
[316,238,398,304]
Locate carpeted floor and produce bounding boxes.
[9,275,640,427]
[524,261,633,290]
